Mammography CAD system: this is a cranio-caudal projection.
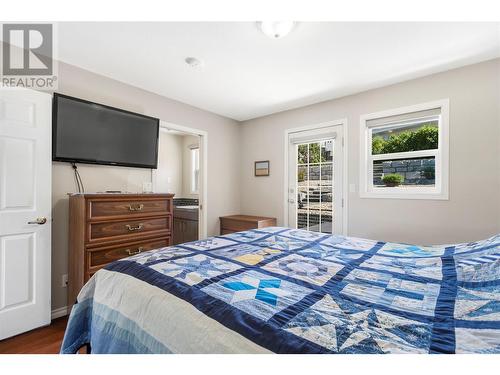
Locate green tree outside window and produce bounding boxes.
[372,125,438,155]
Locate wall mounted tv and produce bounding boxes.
[52,93,159,169]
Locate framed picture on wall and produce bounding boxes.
[254,160,270,176]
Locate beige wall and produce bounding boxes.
[156,132,200,198]
[239,59,500,245]
[156,131,184,195]
[52,62,241,310]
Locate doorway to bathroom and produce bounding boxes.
[153,121,208,242]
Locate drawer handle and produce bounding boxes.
[126,247,144,256]
[128,204,144,211]
[125,224,144,231]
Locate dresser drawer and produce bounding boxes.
[88,199,171,220]
[87,237,170,269]
[88,216,171,242]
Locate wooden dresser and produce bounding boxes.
[68,193,174,305]
[219,215,277,235]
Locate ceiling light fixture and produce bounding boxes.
[185,56,204,69]
[258,21,296,39]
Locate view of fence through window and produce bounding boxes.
[296,140,333,233]
[371,120,438,188]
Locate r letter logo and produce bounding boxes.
[1,23,57,89]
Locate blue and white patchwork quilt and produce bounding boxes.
[61,228,500,354]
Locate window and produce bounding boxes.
[190,147,200,194]
[359,100,449,199]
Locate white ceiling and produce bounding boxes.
[57,22,500,121]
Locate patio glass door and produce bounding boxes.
[287,125,343,234]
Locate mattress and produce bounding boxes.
[61,227,500,354]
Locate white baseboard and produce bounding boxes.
[51,306,69,320]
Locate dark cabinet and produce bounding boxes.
[173,218,184,244]
[173,218,198,245]
[173,208,199,245]
[183,219,198,243]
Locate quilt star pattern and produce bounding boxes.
[284,294,432,353]
[63,227,500,354]
[202,270,312,321]
[211,243,282,265]
[150,254,241,286]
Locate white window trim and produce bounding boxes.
[359,99,449,200]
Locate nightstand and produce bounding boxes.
[219,215,277,235]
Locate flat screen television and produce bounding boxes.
[52,93,159,169]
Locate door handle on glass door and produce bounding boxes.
[289,199,295,204]
[28,217,47,225]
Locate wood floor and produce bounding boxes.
[0,316,69,354]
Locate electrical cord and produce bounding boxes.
[71,163,81,193]
[71,163,85,193]
[76,165,84,193]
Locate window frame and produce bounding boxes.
[190,147,200,194]
[359,99,449,200]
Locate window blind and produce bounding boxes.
[289,131,337,145]
[366,107,441,128]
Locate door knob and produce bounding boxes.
[28,217,47,225]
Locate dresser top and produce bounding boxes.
[68,192,175,198]
[220,214,276,223]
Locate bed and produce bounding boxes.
[60,227,500,354]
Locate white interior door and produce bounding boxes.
[287,125,344,234]
[0,88,52,340]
